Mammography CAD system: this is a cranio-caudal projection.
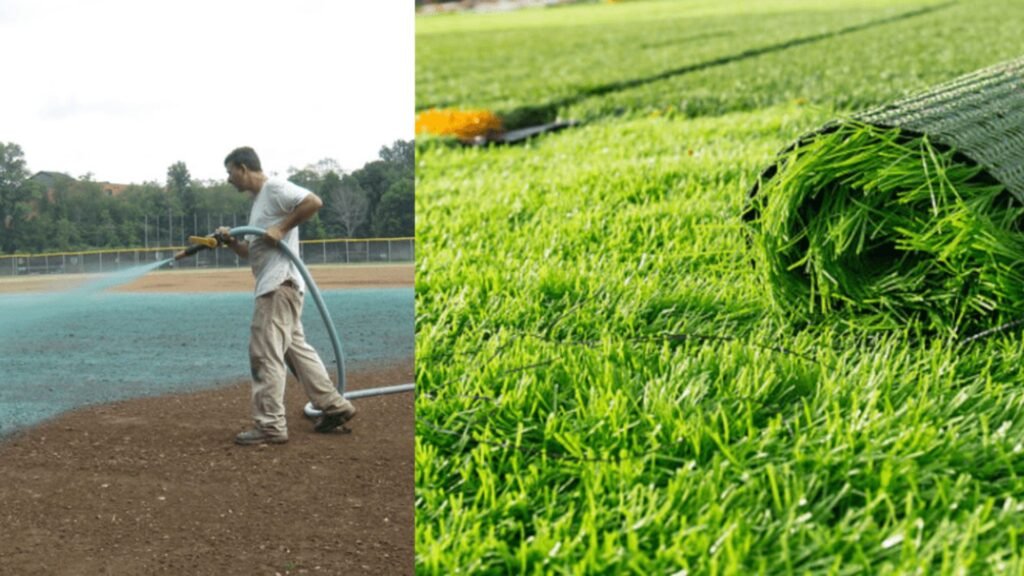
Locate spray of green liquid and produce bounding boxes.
[0,258,175,334]
[73,258,175,293]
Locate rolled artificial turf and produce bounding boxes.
[747,57,1024,333]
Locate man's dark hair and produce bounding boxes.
[224,147,262,172]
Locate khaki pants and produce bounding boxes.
[249,283,351,435]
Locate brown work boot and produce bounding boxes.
[234,428,289,446]
[314,404,357,433]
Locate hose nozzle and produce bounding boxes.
[173,233,231,260]
[189,235,220,249]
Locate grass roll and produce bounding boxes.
[747,57,1024,333]
[749,121,1024,332]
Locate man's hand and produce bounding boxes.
[268,194,322,246]
[216,225,248,258]
[215,226,235,246]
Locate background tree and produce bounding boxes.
[303,213,327,240]
[352,159,391,219]
[192,180,252,223]
[352,139,415,230]
[288,158,350,239]
[167,161,196,235]
[372,173,414,237]
[64,181,107,247]
[327,173,370,238]
[95,209,119,247]
[310,158,343,177]
[10,186,49,253]
[51,217,79,251]
[0,142,33,253]
[286,167,323,194]
[0,139,412,254]
[378,139,414,170]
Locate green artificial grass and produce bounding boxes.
[417,0,1024,128]
[748,122,1024,334]
[417,1,1024,573]
[416,107,1024,574]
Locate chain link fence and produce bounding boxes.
[0,238,414,277]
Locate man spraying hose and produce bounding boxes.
[218,146,356,446]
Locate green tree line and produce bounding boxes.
[0,140,414,254]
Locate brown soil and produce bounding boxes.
[0,263,413,294]
[0,267,415,575]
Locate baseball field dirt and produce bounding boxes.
[0,264,414,575]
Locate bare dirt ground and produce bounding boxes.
[0,265,415,575]
[0,263,414,294]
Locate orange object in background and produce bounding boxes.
[415,108,504,141]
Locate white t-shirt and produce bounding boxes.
[245,177,310,297]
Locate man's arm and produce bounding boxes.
[264,193,323,245]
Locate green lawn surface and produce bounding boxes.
[416,1,1024,573]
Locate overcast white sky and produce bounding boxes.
[0,0,413,184]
